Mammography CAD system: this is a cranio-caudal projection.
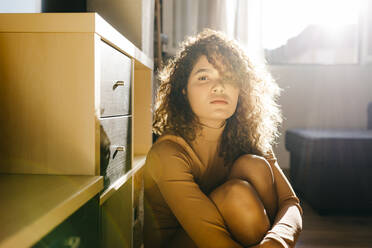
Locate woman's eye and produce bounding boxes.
[198,75,208,81]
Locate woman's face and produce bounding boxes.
[185,55,240,128]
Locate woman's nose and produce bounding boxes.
[212,81,225,93]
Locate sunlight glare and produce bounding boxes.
[263,0,362,50]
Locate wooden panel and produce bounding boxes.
[0,13,154,70]
[100,40,132,117]
[0,175,103,248]
[33,195,100,248]
[133,63,152,156]
[100,116,132,191]
[100,155,146,205]
[0,13,95,33]
[0,32,97,175]
[101,177,132,248]
[133,166,144,248]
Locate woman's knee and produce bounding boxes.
[209,179,270,246]
[229,154,274,183]
[209,179,270,227]
[228,154,278,223]
[228,154,275,199]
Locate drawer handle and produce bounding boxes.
[113,80,125,90]
[111,145,126,159]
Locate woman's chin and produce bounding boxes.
[199,115,231,125]
[209,112,234,120]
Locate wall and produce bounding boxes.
[87,0,154,59]
[0,0,42,12]
[269,64,372,169]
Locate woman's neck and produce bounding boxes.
[194,120,226,143]
[189,120,226,167]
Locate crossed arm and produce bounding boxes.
[147,144,303,248]
[256,150,303,247]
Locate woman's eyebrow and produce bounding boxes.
[192,68,213,76]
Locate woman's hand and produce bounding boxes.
[249,238,284,248]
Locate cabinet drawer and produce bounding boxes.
[100,41,132,117]
[100,116,131,191]
[33,194,100,248]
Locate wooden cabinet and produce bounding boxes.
[101,178,133,248]
[0,175,103,248]
[0,13,153,248]
[133,166,145,248]
[33,195,100,248]
[100,40,133,117]
[100,116,132,189]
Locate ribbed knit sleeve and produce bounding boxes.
[262,149,303,248]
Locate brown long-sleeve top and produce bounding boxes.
[144,124,303,248]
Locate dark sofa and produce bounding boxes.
[285,102,372,214]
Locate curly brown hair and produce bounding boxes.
[153,29,283,166]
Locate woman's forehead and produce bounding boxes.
[191,55,227,74]
[192,56,213,70]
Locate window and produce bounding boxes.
[262,0,362,64]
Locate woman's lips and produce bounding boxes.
[210,100,228,104]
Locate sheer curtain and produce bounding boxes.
[162,0,263,62]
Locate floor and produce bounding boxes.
[281,169,372,248]
[295,197,372,248]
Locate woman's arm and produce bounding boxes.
[147,141,243,248]
[257,149,303,248]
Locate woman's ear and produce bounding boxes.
[182,88,186,95]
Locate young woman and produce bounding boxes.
[144,29,303,248]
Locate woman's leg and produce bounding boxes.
[209,154,278,246]
[209,179,270,246]
[228,154,278,223]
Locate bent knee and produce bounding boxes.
[209,179,270,245]
[213,179,268,215]
[232,154,272,173]
[229,154,274,184]
[209,179,269,223]
[209,179,249,206]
